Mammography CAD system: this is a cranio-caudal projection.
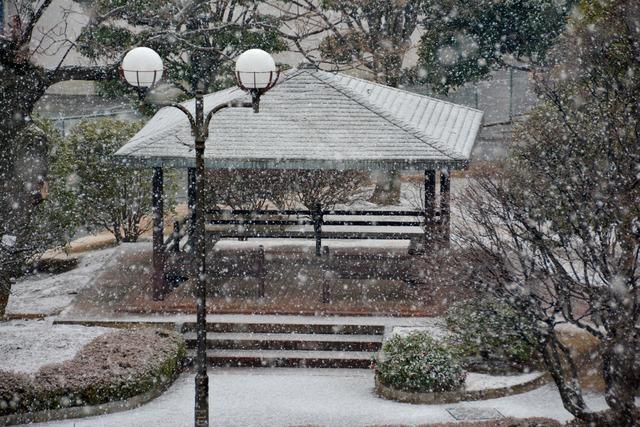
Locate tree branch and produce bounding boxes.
[46,63,120,85]
[18,0,54,47]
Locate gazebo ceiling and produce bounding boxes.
[115,67,484,170]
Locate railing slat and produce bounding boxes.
[206,209,425,217]
[322,220,424,226]
[208,219,314,226]
[167,208,439,255]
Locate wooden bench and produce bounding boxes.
[196,244,420,303]
[204,208,431,253]
[163,207,443,299]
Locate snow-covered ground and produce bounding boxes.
[6,243,147,316]
[28,368,609,427]
[464,371,542,391]
[0,318,112,373]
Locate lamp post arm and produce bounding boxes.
[168,100,253,140]
[168,103,198,136]
[202,100,253,139]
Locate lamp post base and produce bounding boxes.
[195,373,209,427]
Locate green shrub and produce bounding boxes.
[0,328,185,416]
[444,296,537,367]
[374,331,466,393]
[62,119,177,243]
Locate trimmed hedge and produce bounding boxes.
[0,371,35,415]
[0,328,185,416]
[374,331,466,393]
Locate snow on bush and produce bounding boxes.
[0,371,35,416]
[374,331,465,393]
[444,296,537,369]
[0,328,185,416]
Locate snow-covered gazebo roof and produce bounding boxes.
[115,66,484,170]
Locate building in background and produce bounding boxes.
[423,68,538,161]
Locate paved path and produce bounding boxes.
[29,368,606,427]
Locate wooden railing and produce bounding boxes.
[165,206,442,257]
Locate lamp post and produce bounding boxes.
[121,47,278,427]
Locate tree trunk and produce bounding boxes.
[0,49,117,316]
[539,337,591,420]
[0,120,49,317]
[0,275,10,317]
[369,170,402,205]
[381,53,403,88]
[601,333,639,427]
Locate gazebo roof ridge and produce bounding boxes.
[319,71,484,158]
[310,71,463,161]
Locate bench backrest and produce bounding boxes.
[205,208,430,240]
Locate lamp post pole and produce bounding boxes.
[193,90,208,427]
[174,93,252,427]
[120,47,278,427]
[171,95,267,427]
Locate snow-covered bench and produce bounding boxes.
[203,208,429,254]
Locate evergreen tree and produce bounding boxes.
[63,119,159,243]
[416,0,577,93]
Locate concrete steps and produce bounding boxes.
[181,322,384,335]
[181,321,384,368]
[191,349,374,368]
[183,332,383,351]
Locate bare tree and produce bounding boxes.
[206,169,368,211]
[270,0,423,86]
[456,2,640,424]
[289,170,368,210]
[205,169,290,212]
[81,0,286,95]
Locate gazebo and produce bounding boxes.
[115,65,484,300]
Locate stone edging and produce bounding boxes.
[0,369,179,426]
[374,372,551,404]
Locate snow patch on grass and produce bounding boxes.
[465,372,544,392]
[6,242,148,316]
[0,319,113,374]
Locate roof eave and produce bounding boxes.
[112,153,469,171]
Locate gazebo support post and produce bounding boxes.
[152,166,165,300]
[424,170,437,246]
[440,168,451,244]
[313,203,323,256]
[188,167,197,243]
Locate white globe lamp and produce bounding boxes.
[121,47,164,88]
[235,49,278,91]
